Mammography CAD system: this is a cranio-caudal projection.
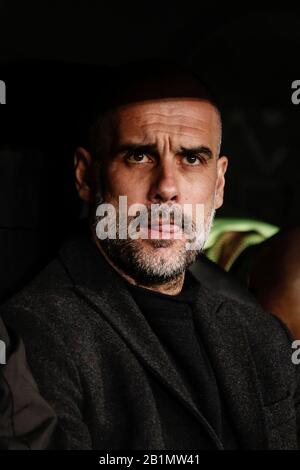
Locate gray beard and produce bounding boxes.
[92,192,215,286]
[99,236,200,286]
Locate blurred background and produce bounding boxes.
[0,3,299,300]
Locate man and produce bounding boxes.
[2,62,300,449]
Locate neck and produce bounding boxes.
[92,235,185,296]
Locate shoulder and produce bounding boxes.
[199,283,294,355]
[201,282,288,329]
[198,285,298,397]
[0,257,91,337]
[206,285,295,377]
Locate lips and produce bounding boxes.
[136,214,185,239]
[150,223,182,233]
[141,215,182,230]
[139,219,183,240]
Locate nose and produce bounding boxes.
[147,159,179,204]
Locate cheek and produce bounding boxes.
[181,174,217,224]
[105,165,148,203]
[183,170,217,205]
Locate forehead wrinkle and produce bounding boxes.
[133,111,214,125]
[138,123,216,149]
[125,113,216,129]
[139,122,213,135]
[138,130,213,145]
[115,104,221,155]
[118,122,216,149]
[117,122,214,141]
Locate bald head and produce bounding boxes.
[86,60,222,158]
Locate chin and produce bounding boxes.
[142,237,186,250]
[137,240,194,274]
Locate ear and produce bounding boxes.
[214,156,228,209]
[74,147,94,203]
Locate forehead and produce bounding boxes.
[113,98,221,151]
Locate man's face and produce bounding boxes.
[77,98,227,285]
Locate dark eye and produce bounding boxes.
[126,153,152,164]
[182,155,202,166]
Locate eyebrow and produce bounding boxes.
[116,143,213,159]
[177,145,213,159]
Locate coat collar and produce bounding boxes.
[58,228,268,449]
[192,294,267,449]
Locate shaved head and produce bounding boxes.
[86,60,222,160]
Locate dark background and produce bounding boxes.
[0,3,299,299]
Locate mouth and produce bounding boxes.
[150,223,181,233]
[139,219,183,239]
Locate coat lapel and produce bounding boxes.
[192,289,268,449]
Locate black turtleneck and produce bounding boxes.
[127,271,238,449]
